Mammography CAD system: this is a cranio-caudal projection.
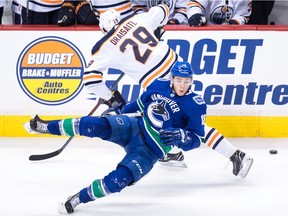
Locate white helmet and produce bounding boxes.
[99,9,121,35]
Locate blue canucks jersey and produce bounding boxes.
[122,78,207,157]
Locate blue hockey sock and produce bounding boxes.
[47,120,61,135]
[47,118,81,136]
[79,166,134,203]
[79,186,95,204]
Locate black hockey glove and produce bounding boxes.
[57,1,76,26]
[188,13,207,27]
[102,90,126,115]
[104,90,126,108]
[160,128,192,148]
[76,1,100,25]
[167,18,180,25]
[154,26,165,40]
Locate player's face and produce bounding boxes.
[171,76,192,96]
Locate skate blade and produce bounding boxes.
[238,156,254,178]
[23,122,36,134]
[58,202,68,214]
[158,160,188,168]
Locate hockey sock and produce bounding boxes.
[204,126,237,158]
[49,117,112,138]
[79,166,133,203]
[47,120,61,135]
[47,118,81,136]
[60,118,81,136]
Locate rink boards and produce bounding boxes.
[0,25,288,137]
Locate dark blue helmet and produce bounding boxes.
[170,61,193,78]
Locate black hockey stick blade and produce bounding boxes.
[29,136,73,161]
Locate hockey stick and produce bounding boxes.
[29,73,125,161]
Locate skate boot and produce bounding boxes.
[158,151,187,168]
[24,115,50,134]
[59,192,81,214]
[230,150,254,178]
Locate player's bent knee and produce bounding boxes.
[119,153,155,183]
[103,165,134,193]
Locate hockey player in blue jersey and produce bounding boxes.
[83,4,253,176]
[25,61,206,214]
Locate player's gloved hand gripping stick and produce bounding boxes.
[28,73,125,161]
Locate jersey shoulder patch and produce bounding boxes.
[193,95,205,105]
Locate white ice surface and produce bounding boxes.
[1,137,288,216]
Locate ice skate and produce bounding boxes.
[23,115,50,134]
[59,193,81,214]
[158,151,188,168]
[230,150,254,178]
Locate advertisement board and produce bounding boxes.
[0,25,287,137]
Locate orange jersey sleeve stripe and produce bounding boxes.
[187,1,203,9]
[160,4,169,18]
[142,50,175,89]
[83,74,103,81]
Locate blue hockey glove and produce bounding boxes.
[160,128,191,147]
[160,128,201,151]
[188,13,207,27]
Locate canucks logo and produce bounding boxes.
[16,36,86,105]
[147,100,170,128]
